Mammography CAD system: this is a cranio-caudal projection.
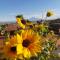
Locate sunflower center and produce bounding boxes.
[21,19,26,25]
[10,46,16,52]
[22,39,31,47]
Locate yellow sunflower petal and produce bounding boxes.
[10,36,17,45]
[23,48,31,58]
[16,18,25,29]
[17,34,23,44]
[5,41,10,45]
[16,18,22,23]
[17,44,23,55]
[28,43,41,56]
[19,22,25,29]
[22,30,28,40]
[22,29,34,40]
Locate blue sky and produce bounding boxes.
[0,0,60,22]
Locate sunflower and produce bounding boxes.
[4,30,42,59]
[16,17,26,29]
[17,29,42,58]
[4,44,17,58]
[46,10,54,17]
[4,36,17,58]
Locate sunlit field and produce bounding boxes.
[0,11,60,60]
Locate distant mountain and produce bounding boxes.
[0,21,16,25]
[29,17,42,21]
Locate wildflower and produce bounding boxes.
[16,15,26,29]
[4,43,17,58]
[4,36,17,58]
[4,30,42,58]
[17,30,42,58]
[46,10,54,17]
